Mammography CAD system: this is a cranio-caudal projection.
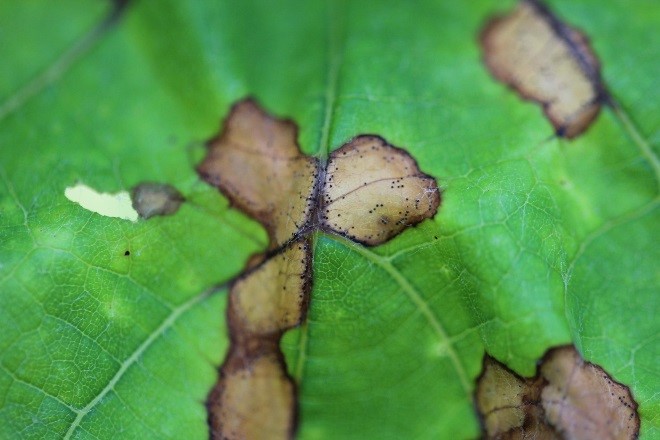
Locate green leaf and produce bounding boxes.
[1,0,657,439]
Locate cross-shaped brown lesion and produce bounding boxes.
[198,98,441,440]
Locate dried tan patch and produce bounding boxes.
[541,347,639,439]
[198,99,319,249]
[209,353,295,440]
[208,238,310,440]
[231,240,311,337]
[322,135,440,245]
[477,356,531,436]
[199,99,440,439]
[480,0,605,138]
[476,345,640,439]
[131,182,184,219]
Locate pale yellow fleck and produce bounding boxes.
[64,183,138,222]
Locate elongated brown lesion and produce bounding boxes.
[475,345,640,439]
[199,99,441,439]
[207,239,311,440]
[230,240,312,336]
[210,353,295,440]
[480,0,606,138]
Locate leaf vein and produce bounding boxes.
[332,234,472,394]
[62,286,214,439]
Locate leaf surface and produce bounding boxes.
[0,0,657,438]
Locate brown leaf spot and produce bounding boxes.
[322,135,440,245]
[541,347,640,439]
[208,238,310,440]
[231,240,311,336]
[131,182,184,219]
[197,99,320,249]
[475,345,640,439]
[477,356,530,436]
[208,353,295,440]
[480,0,605,138]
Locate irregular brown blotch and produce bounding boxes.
[231,240,312,337]
[208,353,296,440]
[208,238,310,440]
[199,99,441,439]
[131,182,184,219]
[322,135,440,245]
[476,345,640,439]
[480,0,606,138]
[198,99,320,249]
[541,347,640,439]
[477,355,531,436]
